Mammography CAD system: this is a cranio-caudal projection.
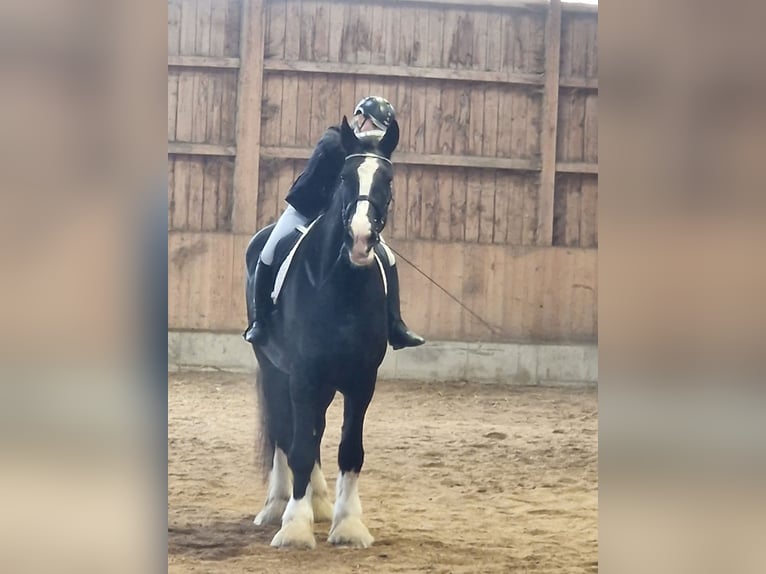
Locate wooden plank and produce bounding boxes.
[168,0,183,56]
[453,86,470,155]
[501,11,516,72]
[583,93,598,163]
[468,85,484,155]
[260,146,544,171]
[171,158,190,230]
[511,88,528,158]
[478,170,495,243]
[464,169,481,242]
[492,171,509,244]
[427,242,464,340]
[485,4,503,72]
[295,75,314,148]
[382,2,398,65]
[314,2,330,62]
[210,0,227,57]
[536,0,561,246]
[187,157,205,230]
[424,81,441,155]
[526,89,542,159]
[390,164,409,240]
[191,71,208,143]
[496,89,513,157]
[168,232,234,331]
[412,7,430,67]
[175,69,195,141]
[521,174,537,245]
[420,166,438,240]
[504,173,525,245]
[167,159,175,229]
[426,5,444,69]
[328,1,344,62]
[406,166,423,238]
[435,170,452,241]
[503,246,525,340]
[262,59,545,86]
[585,14,598,79]
[339,74,356,124]
[168,71,180,141]
[205,70,222,144]
[570,15,587,78]
[472,10,488,71]
[299,0,316,62]
[231,0,266,233]
[220,70,239,145]
[283,0,300,60]
[280,74,298,146]
[579,175,598,248]
[195,0,212,55]
[397,3,414,66]
[168,142,236,156]
[179,0,198,56]
[483,86,500,157]
[223,0,241,57]
[168,55,241,69]
[557,161,597,175]
[564,177,582,246]
[341,3,359,64]
[264,0,286,60]
[450,168,467,241]
[217,157,234,230]
[559,76,598,89]
[201,157,220,231]
[369,4,385,65]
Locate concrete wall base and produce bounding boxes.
[168,331,597,385]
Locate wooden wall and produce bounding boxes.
[168,0,598,344]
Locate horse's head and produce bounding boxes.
[337,116,399,267]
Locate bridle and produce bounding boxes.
[341,153,393,238]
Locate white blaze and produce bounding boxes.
[349,158,378,266]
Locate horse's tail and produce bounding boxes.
[252,350,293,482]
[253,362,274,481]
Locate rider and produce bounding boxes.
[244,96,426,350]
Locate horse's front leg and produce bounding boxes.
[271,384,318,549]
[328,390,375,548]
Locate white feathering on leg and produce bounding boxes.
[254,448,292,526]
[328,472,374,548]
[270,494,316,549]
[310,463,334,523]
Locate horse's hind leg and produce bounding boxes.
[328,387,375,548]
[270,371,320,549]
[310,386,336,523]
[254,358,293,526]
[254,446,291,526]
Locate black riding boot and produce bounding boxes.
[244,261,274,344]
[384,262,426,350]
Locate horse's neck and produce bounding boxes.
[308,197,346,277]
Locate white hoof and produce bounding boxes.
[254,498,288,526]
[269,495,315,549]
[328,516,374,548]
[270,519,316,549]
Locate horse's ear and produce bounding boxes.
[378,119,399,158]
[340,115,358,153]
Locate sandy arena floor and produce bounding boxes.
[168,371,597,573]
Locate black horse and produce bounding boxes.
[245,117,399,549]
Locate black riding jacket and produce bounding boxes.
[285,126,346,220]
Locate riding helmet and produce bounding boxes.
[353,96,396,130]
